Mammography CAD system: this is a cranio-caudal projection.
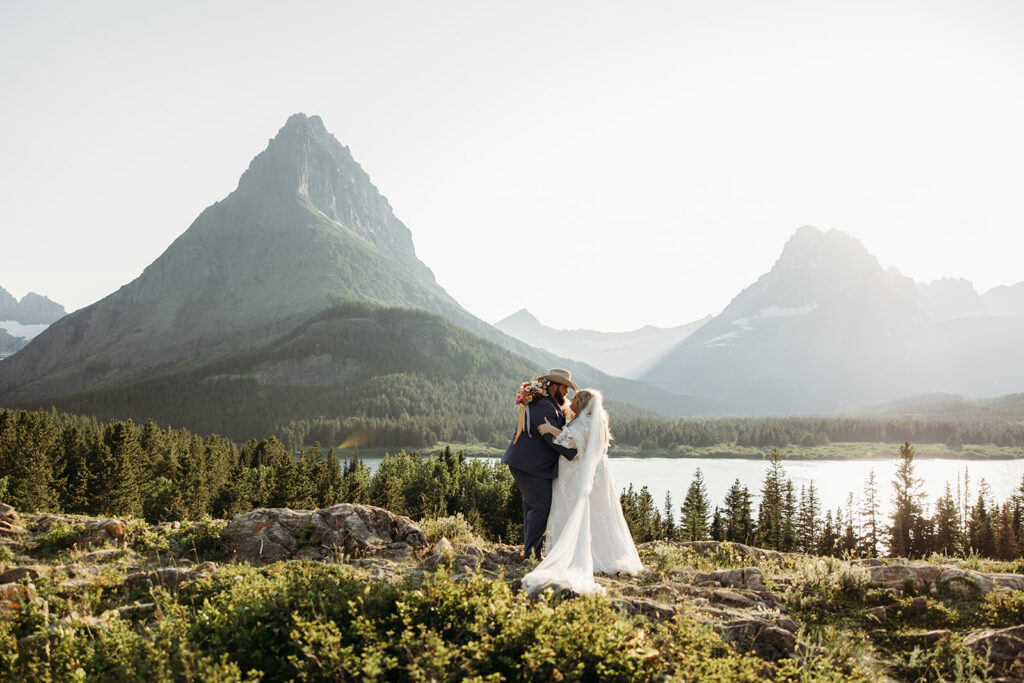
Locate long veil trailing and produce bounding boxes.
[522,391,642,596]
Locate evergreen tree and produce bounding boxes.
[781,480,797,552]
[340,449,371,504]
[994,503,1020,560]
[842,492,858,555]
[710,507,724,541]
[721,479,754,544]
[755,448,787,550]
[796,482,821,554]
[2,411,58,512]
[679,468,711,542]
[818,510,838,556]
[314,447,344,507]
[932,482,962,556]
[889,441,925,557]
[860,469,881,557]
[968,479,996,557]
[88,422,141,517]
[662,491,676,540]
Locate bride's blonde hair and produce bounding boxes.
[571,388,612,449]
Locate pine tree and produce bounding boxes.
[796,482,821,554]
[818,510,838,556]
[860,469,881,557]
[932,482,962,556]
[680,468,711,542]
[842,492,858,555]
[781,480,797,552]
[2,411,58,512]
[88,422,141,517]
[662,491,676,540]
[994,503,1020,560]
[722,479,754,544]
[340,448,371,504]
[755,448,787,550]
[890,441,925,558]
[969,479,996,557]
[710,507,724,541]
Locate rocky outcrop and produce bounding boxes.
[963,625,1024,680]
[76,519,129,549]
[867,563,1019,595]
[0,503,25,541]
[0,566,39,583]
[124,562,217,590]
[714,614,799,661]
[0,582,31,616]
[225,504,428,563]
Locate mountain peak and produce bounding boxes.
[282,112,326,132]
[498,308,541,327]
[774,226,876,273]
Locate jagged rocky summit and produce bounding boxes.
[0,287,66,358]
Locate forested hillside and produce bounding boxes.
[16,302,543,445]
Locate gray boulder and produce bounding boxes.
[963,625,1024,678]
[225,503,427,563]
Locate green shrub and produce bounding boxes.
[889,633,994,682]
[421,513,479,545]
[33,520,83,553]
[175,517,228,561]
[979,589,1024,627]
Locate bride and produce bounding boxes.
[522,388,643,596]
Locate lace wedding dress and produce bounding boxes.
[522,393,643,596]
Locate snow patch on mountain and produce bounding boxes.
[0,321,49,341]
[759,304,818,318]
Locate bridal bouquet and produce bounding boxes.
[515,378,550,406]
[513,378,549,443]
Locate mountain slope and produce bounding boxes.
[495,309,709,378]
[642,226,1024,413]
[26,301,546,444]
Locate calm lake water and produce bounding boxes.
[354,455,1024,517]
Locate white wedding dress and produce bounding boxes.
[522,394,643,596]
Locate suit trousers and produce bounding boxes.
[510,467,552,559]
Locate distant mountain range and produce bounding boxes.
[0,287,65,358]
[0,114,706,441]
[3,116,1022,426]
[640,226,1024,413]
[495,309,710,378]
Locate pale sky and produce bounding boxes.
[2,1,1023,331]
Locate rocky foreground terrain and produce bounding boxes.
[2,501,1023,681]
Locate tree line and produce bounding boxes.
[0,407,522,543]
[3,406,1023,560]
[612,415,1024,450]
[621,443,1024,561]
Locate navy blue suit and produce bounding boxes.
[501,395,578,558]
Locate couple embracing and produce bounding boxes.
[501,368,642,596]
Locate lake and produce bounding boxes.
[352,454,1024,517]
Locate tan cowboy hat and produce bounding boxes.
[539,368,578,391]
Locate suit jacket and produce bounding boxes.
[501,395,578,479]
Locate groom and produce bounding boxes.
[502,368,578,560]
